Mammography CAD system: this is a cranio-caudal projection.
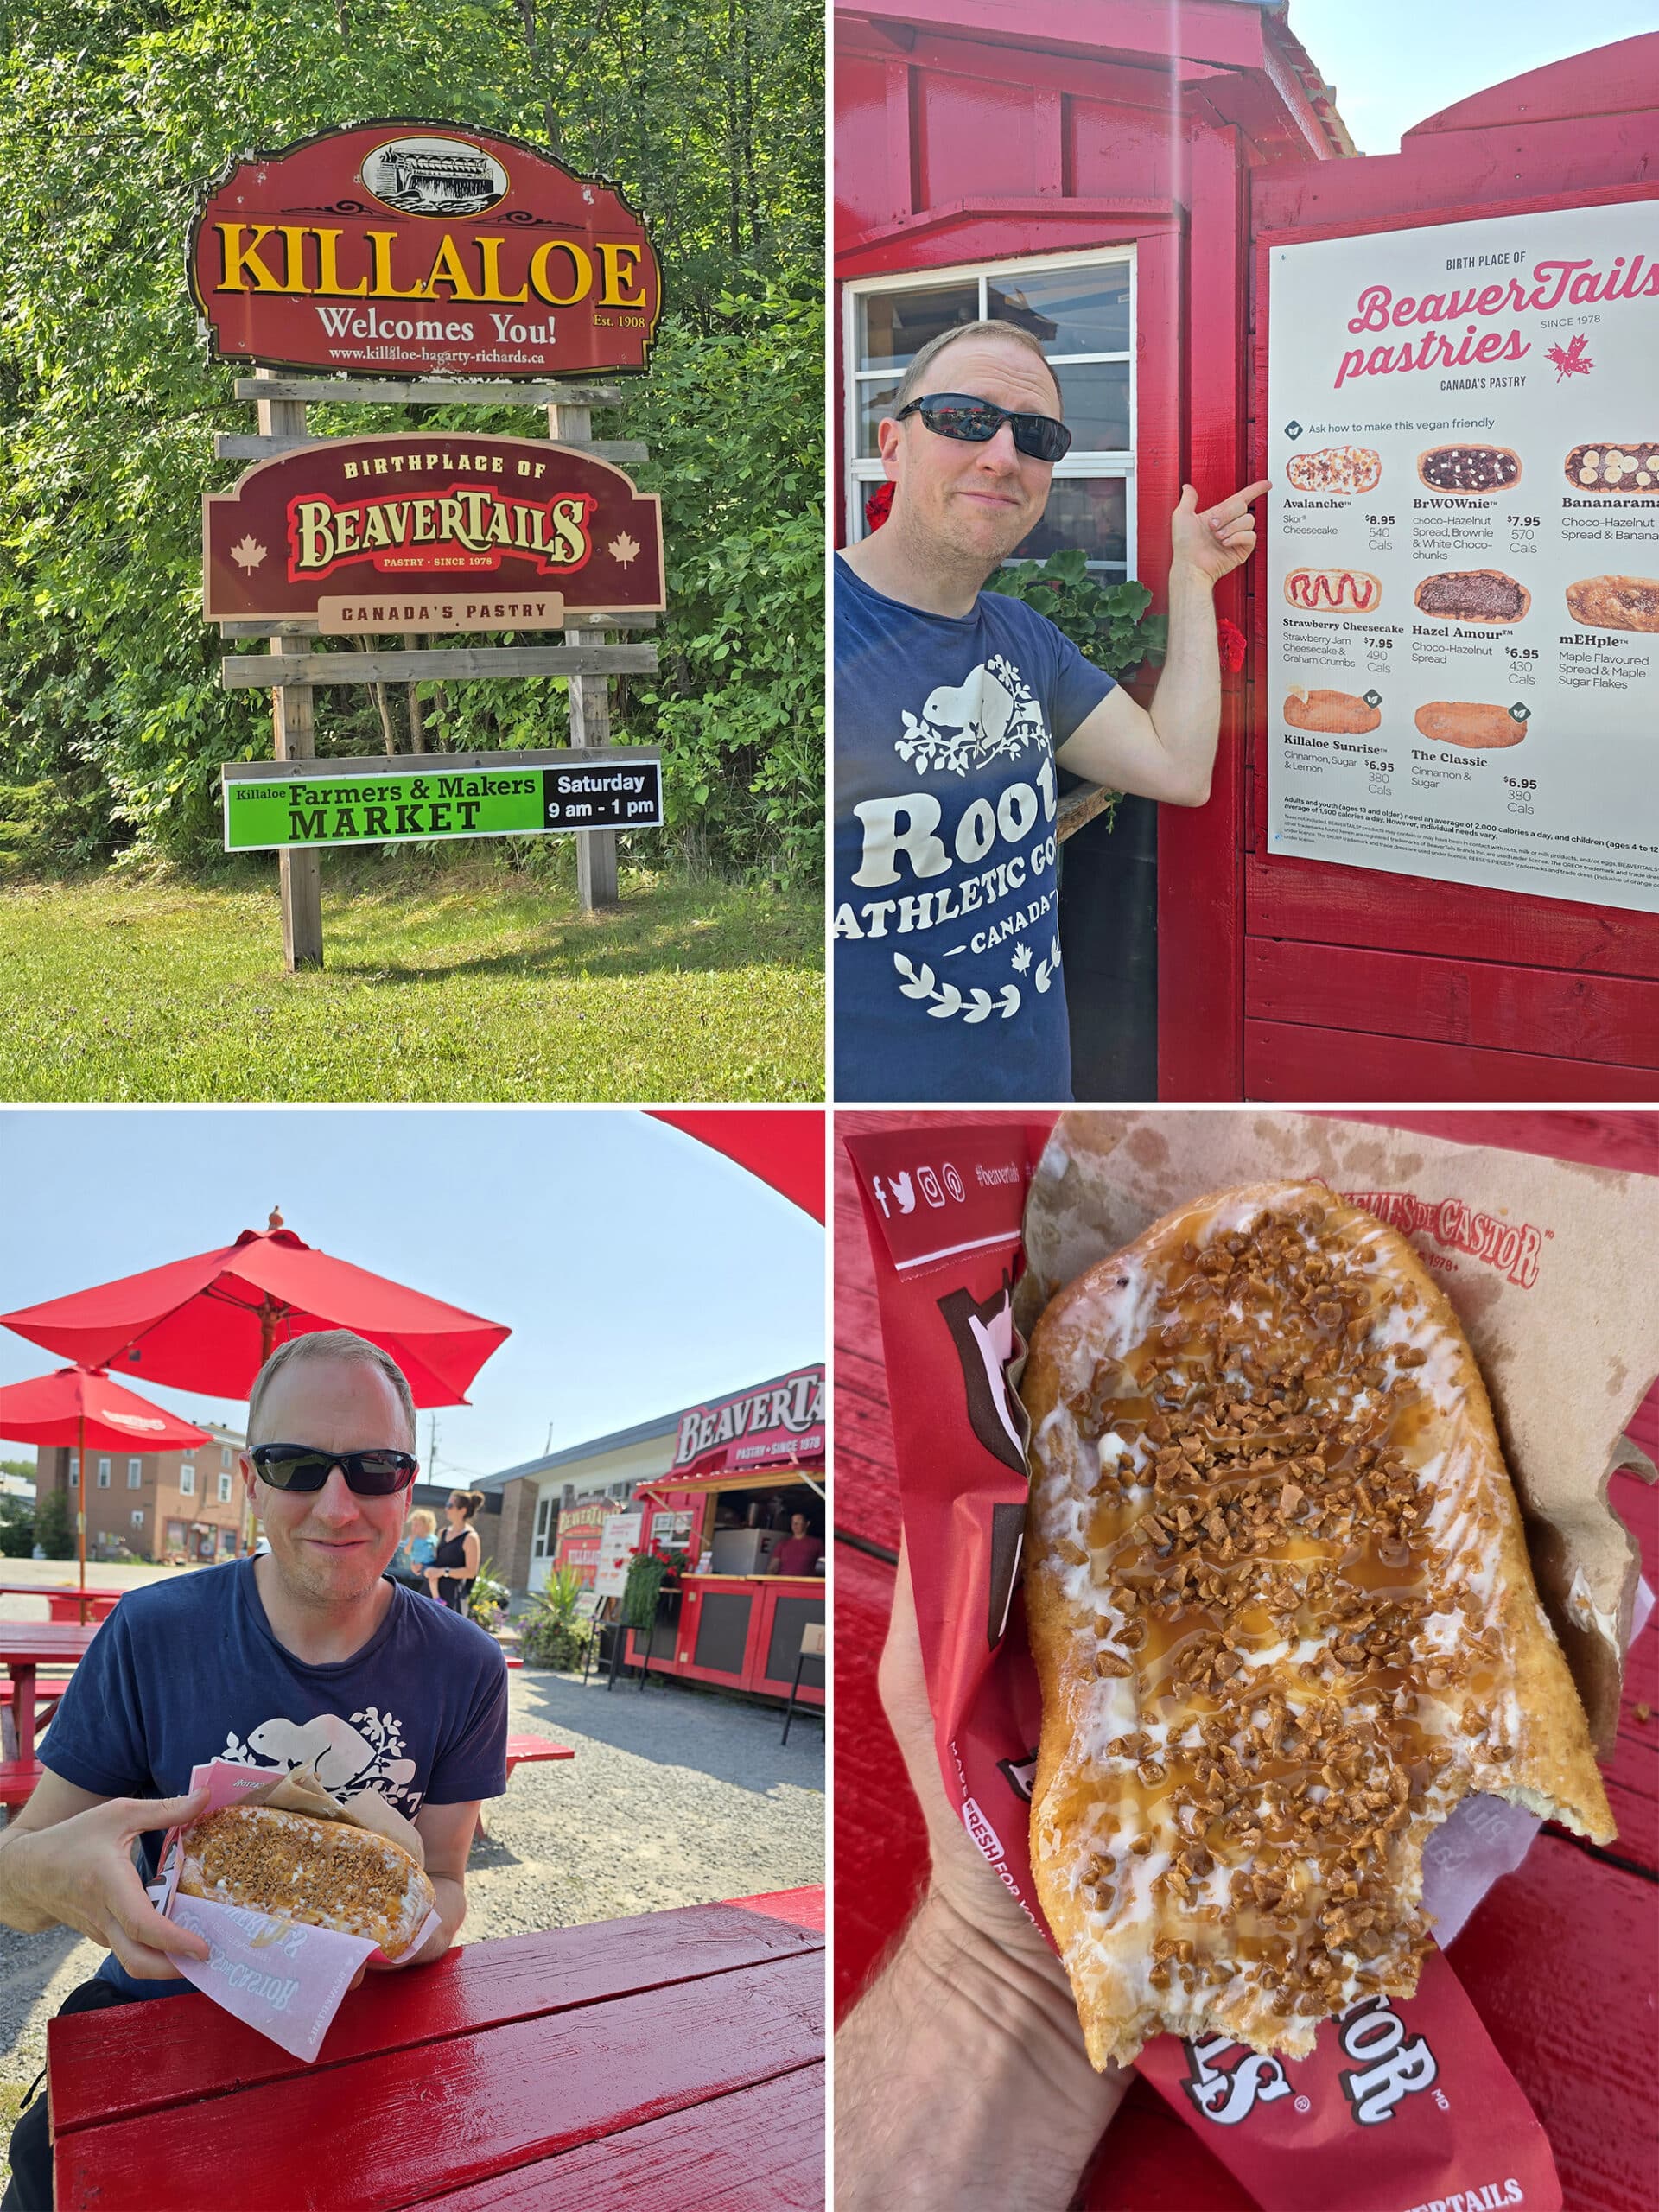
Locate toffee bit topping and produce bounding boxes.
[1047,1192,1507,2036]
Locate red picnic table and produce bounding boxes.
[0,1585,125,1625]
[50,1888,825,2209]
[834,1111,1659,2212]
[0,1622,100,1771]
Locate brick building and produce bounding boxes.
[37,1421,246,1564]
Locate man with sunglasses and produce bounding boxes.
[836,317,1268,1101]
[0,1332,506,2211]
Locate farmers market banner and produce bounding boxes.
[188,119,661,378]
[204,435,664,626]
[221,752,663,850]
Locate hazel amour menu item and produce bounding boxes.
[1020,1182,1612,2070]
[1268,198,1659,913]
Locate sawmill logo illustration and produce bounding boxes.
[361,134,510,218]
[895,656,1048,778]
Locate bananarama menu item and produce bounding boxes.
[1268,199,1659,912]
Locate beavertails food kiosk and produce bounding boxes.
[626,1366,825,1706]
[836,3,1659,1101]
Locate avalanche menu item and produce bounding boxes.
[1268,197,1659,912]
[179,1803,437,1958]
[1020,1179,1612,2069]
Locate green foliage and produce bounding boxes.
[518,1567,594,1669]
[0,0,822,882]
[995,550,1168,681]
[465,1554,511,1626]
[32,1489,74,1560]
[0,1497,35,1559]
[620,1550,669,1627]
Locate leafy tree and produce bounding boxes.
[0,0,822,880]
[32,1488,74,1560]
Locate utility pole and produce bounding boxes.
[427,1415,439,1487]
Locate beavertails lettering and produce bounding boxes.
[288,486,594,580]
[1338,1185,1545,1289]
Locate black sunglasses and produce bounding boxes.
[251,1443,419,1496]
[896,391,1072,463]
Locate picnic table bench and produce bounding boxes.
[833,1110,1659,2212]
[49,1890,825,2209]
[0,1623,100,1760]
[0,1586,125,1624]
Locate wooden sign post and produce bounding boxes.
[193,121,666,973]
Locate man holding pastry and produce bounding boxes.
[834,317,1268,1101]
[0,1332,508,2209]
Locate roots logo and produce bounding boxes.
[1336,1994,1439,2124]
[1182,2037,1294,2126]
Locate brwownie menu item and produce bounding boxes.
[1267,199,1659,913]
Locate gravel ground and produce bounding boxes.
[0,1658,824,2168]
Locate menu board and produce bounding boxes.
[1268,199,1659,913]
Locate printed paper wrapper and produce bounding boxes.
[845,1114,1658,2212]
[150,1759,441,2065]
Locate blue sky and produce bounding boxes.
[1287,0,1659,153]
[0,1110,824,1482]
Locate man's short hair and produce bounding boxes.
[246,1330,418,1451]
[893,318,1061,414]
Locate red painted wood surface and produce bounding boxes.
[834,1111,1659,2207]
[1244,54,1659,1104]
[0,1623,98,1747]
[735,1887,828,1933]
[50,1902,827,2212]
[420,2064,825,2209]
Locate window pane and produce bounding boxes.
[988,267,1129,356]
[1010,477,1128,568]
[859,285,979,371]
[1052,361,1130,452]
[856,375,902,459]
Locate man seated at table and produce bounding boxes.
[0,1331,508,2212]
[768,1511,824,1577]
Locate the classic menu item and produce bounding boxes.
[1283,689,1382,733]
[1412,702,1528,748]
[178,1804,437,1959]
[1563,442,1659,492]
[1415,445,1522,493]
[1285,446,1382,494]
[1020,1181,1612,2069]
[1412,569,1530,623]
[1566,575,1659,631]
[1283,566,1381,613]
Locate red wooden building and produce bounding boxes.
[835,3,1659,1100]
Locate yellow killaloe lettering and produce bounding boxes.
[365,232,426,300]
[213,223,284,293]
[474,237,530,304]
[314,230,367,298]
[597,244,646,308]
[529,240,594,307]
[421,234,484,303]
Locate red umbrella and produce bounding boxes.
[0,1367,213,1622]
[0,1211,509,1406]
[650,1111,824,1222]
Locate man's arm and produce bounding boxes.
[836,1550,1128,2211]
[0,1770,211,1979]
[380,1798,478,1970]
[1054,479,1269,806]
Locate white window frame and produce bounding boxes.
[130,1509,144,1529]
[68,1453,79,1488]
[96,1459,110,1489]
[218,1471,233,1504]
[126,1458,143,1490]
[180,1461,195,1497]
[843,244,1137,579]
[532,1494,556,1560]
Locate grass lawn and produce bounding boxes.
[0,858,823,1101]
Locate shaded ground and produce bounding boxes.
[0,863,823,1101]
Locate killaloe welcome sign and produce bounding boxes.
[188,120,661,378]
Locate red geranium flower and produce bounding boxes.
[864,482,894,531]
[1217,615,1248,673]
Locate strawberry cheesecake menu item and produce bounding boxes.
[1020,1180,1612,2072]
[1283,566,1382,612]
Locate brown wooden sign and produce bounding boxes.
[188,120,661,378]
[203,434,665,626]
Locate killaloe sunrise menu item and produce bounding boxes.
[1268,200,1659,913]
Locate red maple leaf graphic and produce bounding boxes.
[1546,334,1594,380]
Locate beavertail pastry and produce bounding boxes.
[178,1804,436,1959]
[1020,1182,1613,2070]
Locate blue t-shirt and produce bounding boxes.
[835,556,1114,1103]
[40,1558,509,2000]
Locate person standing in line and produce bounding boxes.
[426,1491,483,1615]
[834,317,1268,1103]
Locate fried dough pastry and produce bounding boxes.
[1020,1181,1613,2069]
[179,1804,435,1958]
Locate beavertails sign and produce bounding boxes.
[203,434,664,626]
[188,120,660,378]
